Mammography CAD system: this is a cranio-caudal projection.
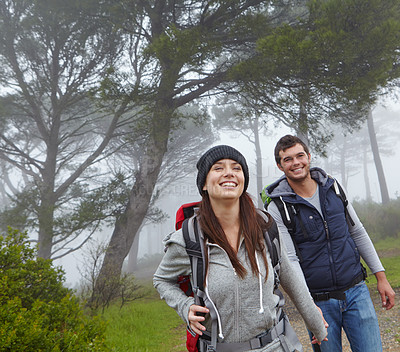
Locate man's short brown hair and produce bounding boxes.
[274,135,310,164]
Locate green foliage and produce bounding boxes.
[0,0,124,259]
[353,198,400,241]
[252,0,400,101]
[0,228,107,351]
[0,173,133,252]
[0,228,69,307]
[308,0,400,99]
[0,187,39,232]
[231,0,400,152]
[59,173,132,231]
[149,25,211,69]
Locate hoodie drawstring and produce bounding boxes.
[205,246,225,341]
[280,196,291,222]
[255,251,264,314]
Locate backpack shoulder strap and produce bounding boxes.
[258,210,281,289]
[182,216,205,307]
[264,216,280,268]
[271,198,304,263]
[182,216,220,351]
[331,177,355,227]
[273,197,295,234]
[258,210,286,318]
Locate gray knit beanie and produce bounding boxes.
[196,145,249,195]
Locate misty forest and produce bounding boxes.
[0,0,400,351]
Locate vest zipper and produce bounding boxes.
[323,220,330,239]
[324,219,337,286]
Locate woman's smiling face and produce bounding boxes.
[202,159,245,202]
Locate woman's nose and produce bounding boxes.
[224,168,234,176]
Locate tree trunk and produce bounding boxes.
[94,132,168,290]
[37,199,55,259]
[253,115,264,208]
[367,109,390,204]
[340,137,347,189]
[93,64,176,301]
[297,92,309,145]
[126,224,143,273]
[37,126,59,259]
[363,143,372,202]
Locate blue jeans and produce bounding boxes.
[309,282,382,352]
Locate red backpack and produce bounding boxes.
[175,202,202,352]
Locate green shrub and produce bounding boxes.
[0,228,107,351]
[353,198,400,241]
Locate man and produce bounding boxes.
[262,134,395,352]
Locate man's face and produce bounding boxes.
[277,143,311,182]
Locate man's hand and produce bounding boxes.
[375,271,395,310]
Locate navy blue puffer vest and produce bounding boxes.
[268,170,364,294]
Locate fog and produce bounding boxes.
[55,97,400,287]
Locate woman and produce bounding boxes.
[154,145,327,352]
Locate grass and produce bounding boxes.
[364,237,400,288]
[380,256,400,288]
[364,256,400,288]
[372,235,400,252]
[103,297,186,352]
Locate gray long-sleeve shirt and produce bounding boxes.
[153,225,327,349]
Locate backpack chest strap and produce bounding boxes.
[199,311,296,352]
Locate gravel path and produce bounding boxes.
[284,287,400,351]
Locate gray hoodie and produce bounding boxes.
[153,222,327,350]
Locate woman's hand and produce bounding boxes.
[188,304,209,335]
[315,305,329,329]
[311,335,328,345]
[311,304,329,345]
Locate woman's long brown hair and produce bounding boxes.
[198,192,271,280]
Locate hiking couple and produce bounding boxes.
[154,135,395,352]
